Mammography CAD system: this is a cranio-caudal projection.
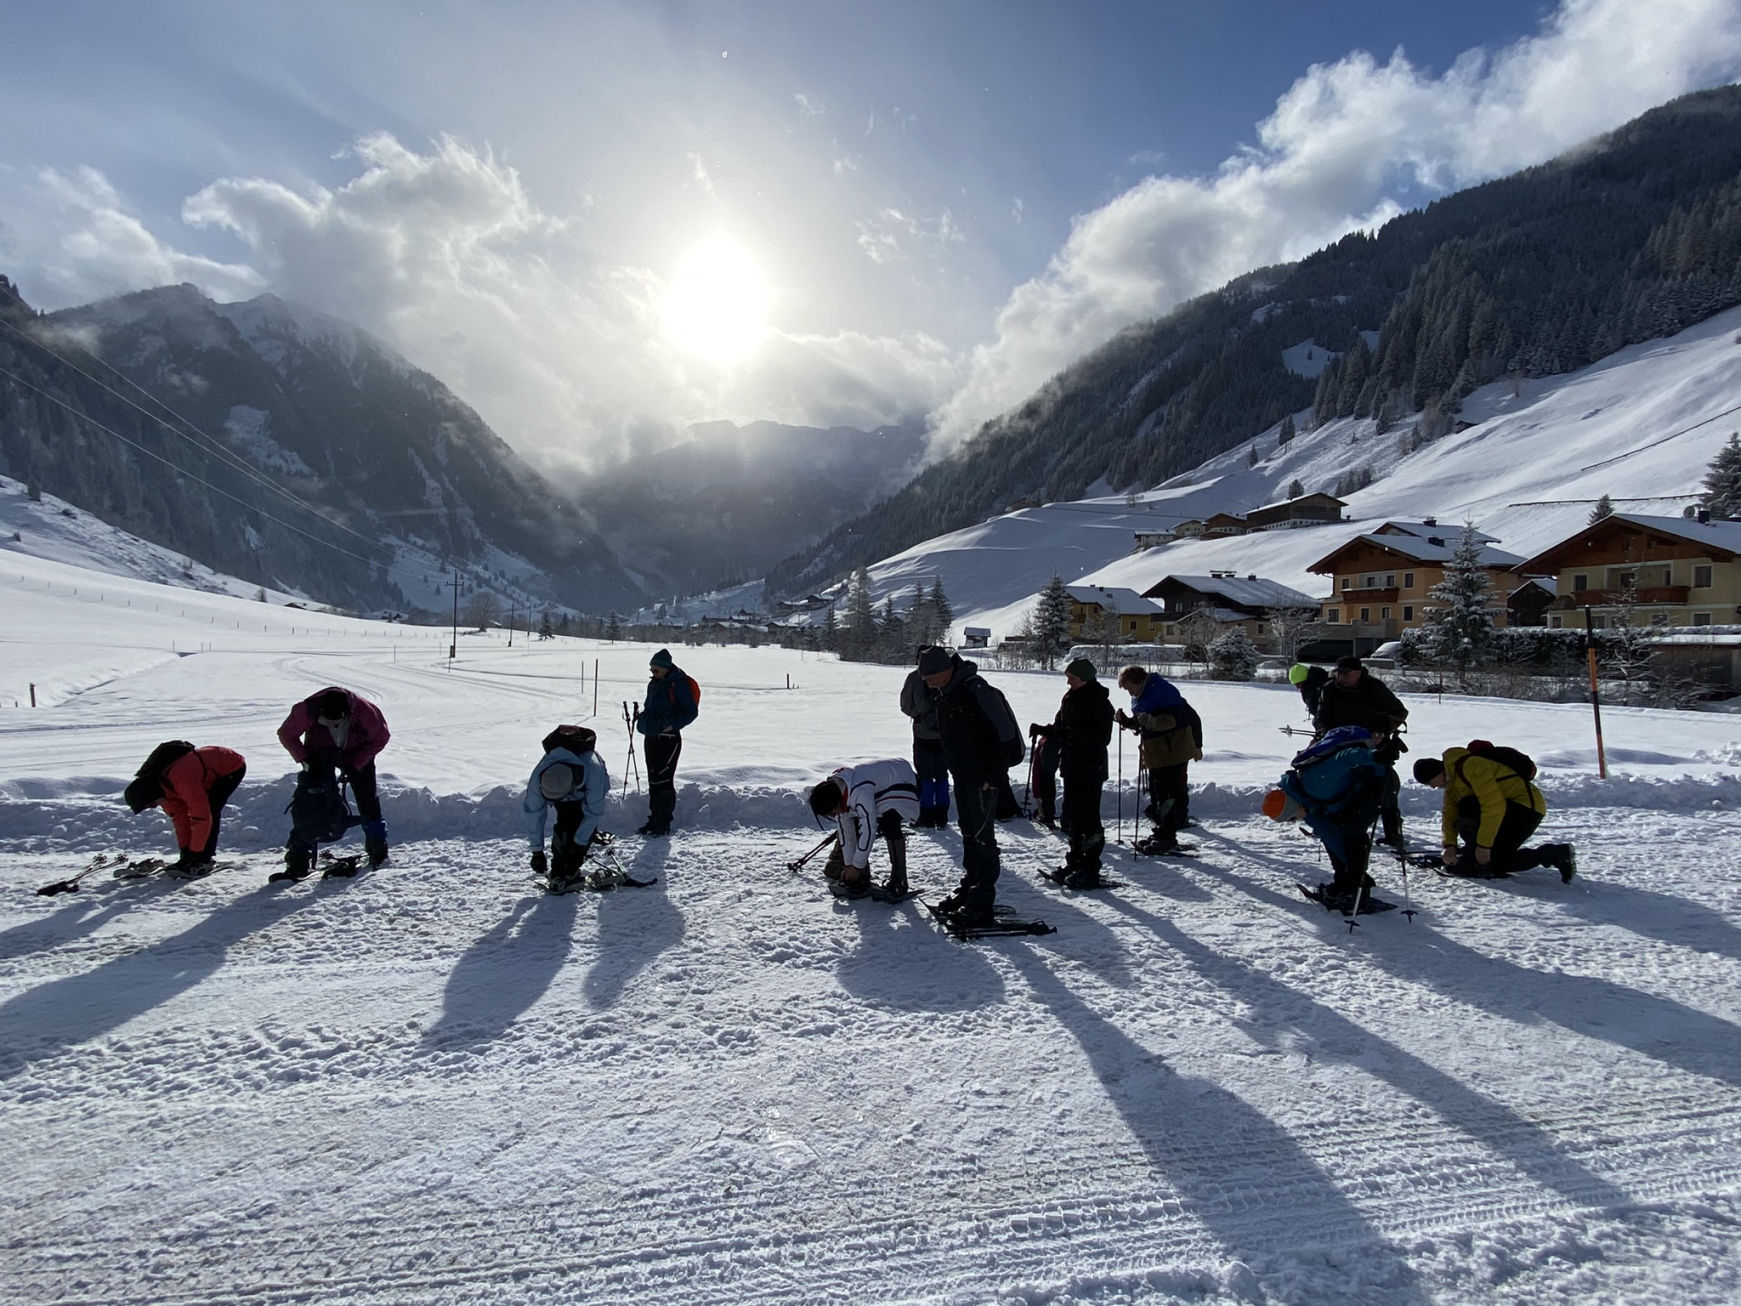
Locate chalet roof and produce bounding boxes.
[1246,491,1345,515]
[1372,520,1497,543]
[1149,574,1319,608]
[1513,513,1741,572]
[1064,584,1163,616]
[1307,532,1522,573]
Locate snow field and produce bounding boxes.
[2,573,1741,1303]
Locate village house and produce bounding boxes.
[1064,584,1166,642]
[1141,572,1320,650]
[1202,512,1247,537]
[1241,491,1346,531]
[1307,520,1525,652]
[1512,512,1741,629]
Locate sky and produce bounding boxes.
[2,0,1740,483]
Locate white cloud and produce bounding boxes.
[0,164,264,307]
[794,93,826,117]
[927,0,1741,453]
[854,205,966,265]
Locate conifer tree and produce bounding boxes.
[1287,478,1305,499]
[845,567,877,661]
[1589,493,1614,523]
[1278,413,1296,446]
[1031,573,1075,670]
[929,576,954,642]
[1702,432,1741,518]
[1420,524,1495,691]
[1207,628,1260,681]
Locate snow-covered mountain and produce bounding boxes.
[833,302,1741,639]
[0,281,643,616]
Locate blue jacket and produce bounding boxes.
[1278,746,1386,868]
[637,666,698,737]
[524,746,610,850]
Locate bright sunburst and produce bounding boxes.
[660,237,768,366]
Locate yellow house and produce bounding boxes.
[1511,513,1741,629]
[1307,521,1524,647]
[1064,584,1166,641]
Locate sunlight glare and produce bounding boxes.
[660,237,769,366]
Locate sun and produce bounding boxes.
[660,237,769,366]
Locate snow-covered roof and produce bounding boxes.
[1514,512,1741,573]
[1064,584,1162,616]
[1372,520,1498,543]
[1310,533,1523,571]
[1152,574,1319,608]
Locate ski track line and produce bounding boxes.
[5,1089,1739,1305]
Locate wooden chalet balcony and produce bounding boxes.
[1329,586,1400,604]
[1551,586,1691,608]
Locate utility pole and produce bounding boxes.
[507,600,515,647]
[449,570,460,660]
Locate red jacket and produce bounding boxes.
[159,746,247,850]
[277,688,391,771]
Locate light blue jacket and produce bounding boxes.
[524,746,610,851]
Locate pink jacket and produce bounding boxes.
[277,688,390,771]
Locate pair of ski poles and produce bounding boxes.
[620,702,642,795]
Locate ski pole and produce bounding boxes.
[36,855,110,896]
[620,702,642,795]
[1395,839,1416,922]
[785,830,839,874]
[1115,725,1124,845]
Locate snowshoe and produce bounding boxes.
[320,853,366,879]
[1132,834,1196,857]
[1296,883,1397,916]
[1042,868,1124,890]
[112,857,169,880]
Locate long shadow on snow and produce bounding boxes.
[0,888,157,963]
[1108,890,1632,1218]
[1478,873,1741,965]
[418,892,580,1051]
[584,839,683,1010]
[1005,948,1431,1306]
[835,895,1009,1011]
[0,884,322,1081]
[1201,827,1741,1092]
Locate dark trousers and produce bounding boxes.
[952,778,1001,908]
[914,737,950,825]
[1061,769,1104,873]
[646,733,682,829]
[1145,764,1189,839]
[1452,798,1551,875]
[192,764,246,857]
[551,802,592,876]
[1326,821,1375,896]
[342,762,383,825]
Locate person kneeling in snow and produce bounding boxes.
[1412,745,1575,882]
[123,741,248,877]
[806,759,919,898]
[526,725,610,891]
[1264,726,1390,913]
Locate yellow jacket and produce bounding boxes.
[1439,746,1546,848]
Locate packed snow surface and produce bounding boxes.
[3,557,1740,1303]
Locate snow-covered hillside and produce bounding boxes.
[854,305,1741,640]
[3,555,1740,1303]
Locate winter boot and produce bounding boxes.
[883,832,910,897]
[363,819,390,869]
[282,845,312,881]
[1547,844,1578,884]
[1064,865,1101,889]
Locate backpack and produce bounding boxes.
[982,682,1025,769]
[137,740,196,778]
[1289,725,1374,771]
[1462,740,1537,783]
[541,724,597,755]
[287,767,356,845]
[684,675,701,710]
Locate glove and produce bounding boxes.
[1028,722,1044,737]
[1115,710,1133,729]
[530,850,548,874]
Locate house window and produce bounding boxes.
[1327,608,1340,623]
[1693,564,1713,588]
[1549,615,1563,629]
[1359,607,1370,622]
[1402,572,1414,589]
[1650,612,1669,626]
[1589,614,1604,629]
[1572,574,1588,592]
[1362,575,1377,588]
[1693,612,1712,626]
[1341,578,1351,590]
[1384,574,1395,587]
[1381,607,1391,619]
[1402,605,1413,621]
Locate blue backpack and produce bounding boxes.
[1289,725,1375,771]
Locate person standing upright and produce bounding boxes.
[637,648,698,837]
[1313,656,1410,847]
[1115,666,1202,855]
[1032,658,1115,887]
[278,686,391,874]
[920,646,1024,927]
[901,648,951,827]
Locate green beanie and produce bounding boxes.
[1065,657,1097,681]
[1287,663,1311,685]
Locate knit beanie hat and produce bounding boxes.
[916,646,952,676]
[1412,757,1446,785]
[1064,657,1097,682]
[650,648,675,669]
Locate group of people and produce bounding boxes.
[121,648,700,890]
[121,641,1574,919]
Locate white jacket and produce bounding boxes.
[831,759,919,869]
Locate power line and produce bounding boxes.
[0,364,380,565]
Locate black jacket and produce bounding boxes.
[1313,672,1408,735]
[931,655,1023,785]
[1042,680,1115,781]
[899,669,941,741]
